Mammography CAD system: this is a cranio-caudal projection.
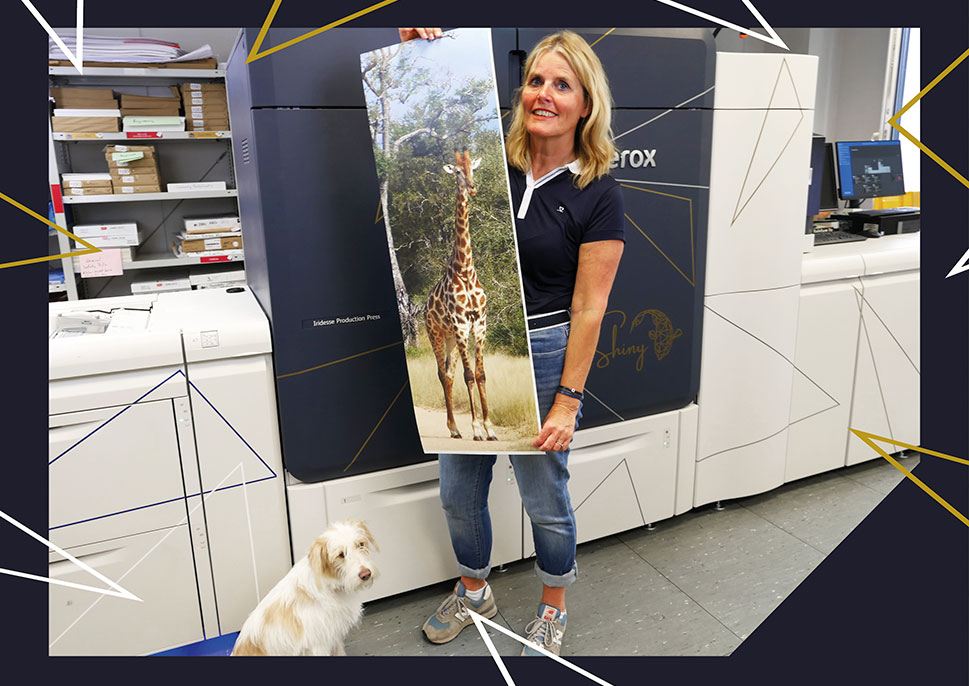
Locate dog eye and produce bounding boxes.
[358,542,366,548]
[338,552,345,559]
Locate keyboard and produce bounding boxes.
[813,229,867,245]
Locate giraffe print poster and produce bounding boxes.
[361,28,542,454]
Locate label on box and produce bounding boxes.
[121,176,135,183]
[190,83,202,90]
[115,145,129,152]
[121,187,134,193]
[68,181,82,187]
[117,168,131,175]
[79,248,124,278]
[203,238,222,250]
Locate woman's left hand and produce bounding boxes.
[533,397,580,452]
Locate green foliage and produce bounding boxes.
[363,50,529,356]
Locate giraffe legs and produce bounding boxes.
[429,324,461,438]
[454,328,486,441]
[473,318,498,441]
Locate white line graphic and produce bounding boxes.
[654,0,788,50]
[613,85,715,141]
[49,463,244,650]
[23,0,84,74]
[240,462,262,603]
[468,609,614,686]
[0,508,141,602]
[946,246,969,278]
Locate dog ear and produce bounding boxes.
[359,521,379,552]
[308,535,335,579]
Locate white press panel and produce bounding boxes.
[524,409,684,557]
[695,53,817,506]
[847,270,920,464]
[287,457,523,603]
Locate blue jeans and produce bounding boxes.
[438,323,581,587]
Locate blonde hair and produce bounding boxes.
[505,31,615,189]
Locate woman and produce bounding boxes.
[399,28,624,656]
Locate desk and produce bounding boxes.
[787,234,919,481]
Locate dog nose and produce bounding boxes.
[359,568,371,581]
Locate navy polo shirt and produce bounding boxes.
[509,164,625,316]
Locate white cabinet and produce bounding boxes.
[694,52,818,506]
[846,270,920,464]
[785,279,862,481]
[48,526,203,656]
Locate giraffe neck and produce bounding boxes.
[450,182,473,274]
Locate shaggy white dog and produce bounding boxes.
[232,520,378,656]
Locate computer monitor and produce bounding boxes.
[835,140,905,202]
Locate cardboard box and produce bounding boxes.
[185,103,228,114]
[187,120,230,131]
[183,95,227,107]
[117,184,161,194]
[121,107,181,117]
[61,173,113,188]
[70,233,141,248]
[106,157,159,170]
[120,91,180,106]
[50,87,117,107]
[62,182,114,192]
[63,186,113,196]
[184,215,240,232]
[105,144,157,154]
[112,172,160,186]
[52,116,120,133]
[50,57,218,69]
[112,166,160,178]
[181,235,243,252]
[181,82,226,93]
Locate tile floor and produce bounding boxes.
[344,453,920,657]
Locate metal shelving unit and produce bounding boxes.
[53,131,231,141]
[63,190,238,204]
[48,64,243,300]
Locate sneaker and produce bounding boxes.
[520,603,566,656]
[422,581,498,644]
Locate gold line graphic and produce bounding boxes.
[888,47,969,189]
[625,213,694,287]
[277,340,403,379]
[375,196,383,224]
[621,183,696,287]
[246,0,400,64]
[0,191,100,269]
[849,429,969,528]
[589,28,616,48]
[343,379,409,472]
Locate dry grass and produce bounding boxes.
[406,349,538,433]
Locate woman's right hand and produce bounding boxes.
[398,28,442,42]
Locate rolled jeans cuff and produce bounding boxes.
[534,559,577,587]
[457,561,492,580]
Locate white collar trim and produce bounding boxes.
[518,160,581,220]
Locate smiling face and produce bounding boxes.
[521,50,591,149]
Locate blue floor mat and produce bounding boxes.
[152,632,239,656]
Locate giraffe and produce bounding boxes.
[425,148,498,442]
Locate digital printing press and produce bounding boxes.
[225,27,723,602]
[47,30,854,655]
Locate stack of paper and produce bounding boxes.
[122,116,185,132]
[51,88,121,132]
[49,33,214,64]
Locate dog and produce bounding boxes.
[231,519,378,656]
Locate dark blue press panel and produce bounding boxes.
[227,28,714,481]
